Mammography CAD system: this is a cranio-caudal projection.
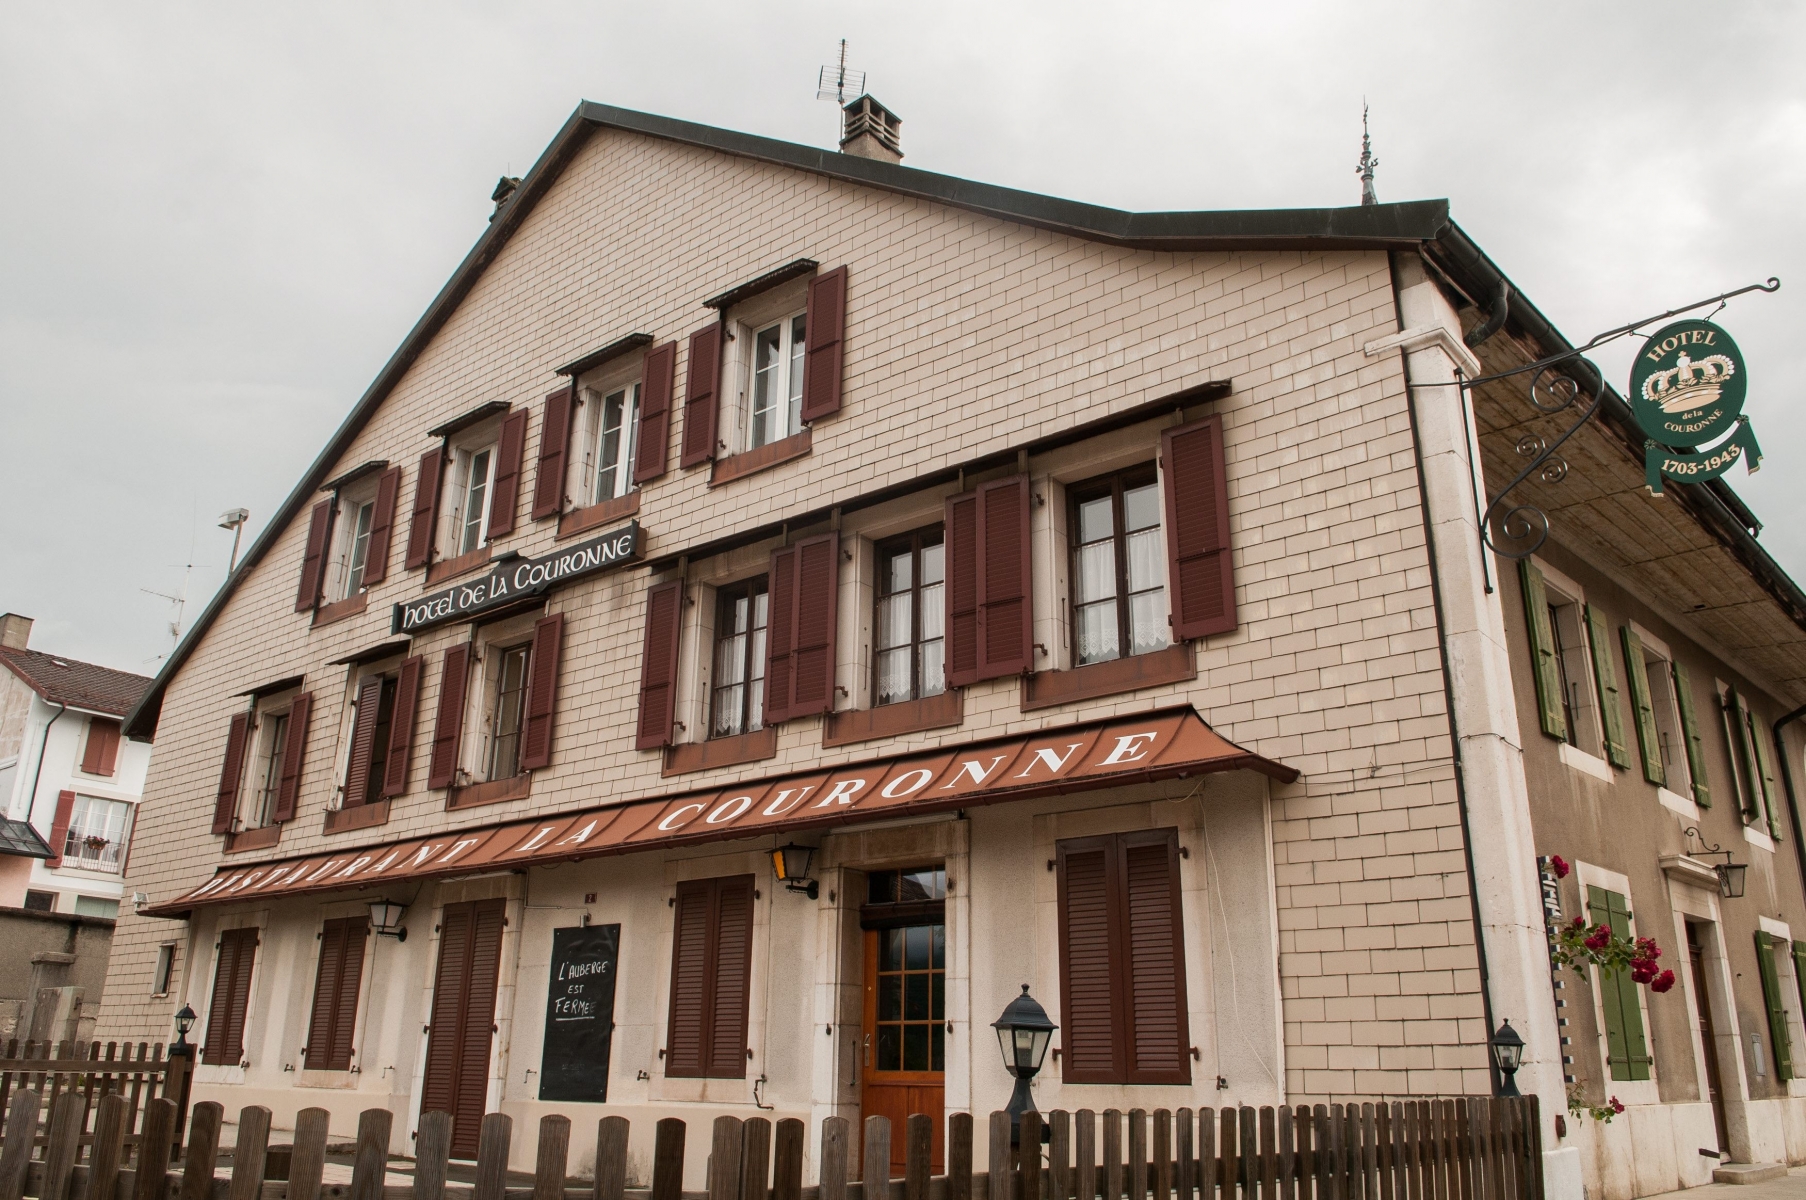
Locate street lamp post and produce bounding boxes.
[992,985,1056,1145]
[1490,1020,1525,1098]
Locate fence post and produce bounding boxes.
[350,1109,394,1200]
[1101,1111,1121,1200]
[0,1088,40,1200]
[947,1114,972,1200]
[415,1112,453,1200]
[818,1117,848,1200]
[1259,1109,1276,1200]
[44,1091,87,1200]
[1021,1113,1043,1200]
[712,1116,745,1200]
[134,1100,178,1200]
[534,1116,572,1200]
[1196,1110,1214,1200]
[742,1117,772,1200]
[474,1113,514,1200]
[989,1113,1012,1200]
[772,1119,805,1200]
[864,1116,891,1200]
[88,1094,129,1200]
[1075,1110,1097,1200]
[1126,1111,1145,1200]
[1153,1110,1173,1200]
[164,1049,193,1156]
[595,1116,631,1200]
[904,1114,932,1200]
[1175,1111,1194,1200]
[652,1118,687,1200]
[1049,1112,1072,1200]
[226,1107,271,1200]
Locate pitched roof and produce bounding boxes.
[0,646,152,718]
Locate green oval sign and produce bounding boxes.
[1629,319,1746,446]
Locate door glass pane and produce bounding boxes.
[905,973,929,1020]
[932,1023,945,1071]
[871,919,945,1079]
[905,926,929,970]
[881,928,903,971]
[876,1025,901,1071]
[879,975,902,1021]
[903,1023,929,1072]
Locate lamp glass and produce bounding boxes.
[1717,862,1748,899]
[174,1004,196,1036]
[1489,1020,1525,1073]
[369,899,407,932]
[772,844,814,883]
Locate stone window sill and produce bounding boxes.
[323,798,391,834]
[312,592,368,627]
[1557,741,1615,783]
[823,690,963,748]
[664,726,779,776]
[427,544,493,586]
[447,773,532,811]
[558,491,640,539]
[1021,642,1195,711]
[709,430,811,487]
[225,825,281,853]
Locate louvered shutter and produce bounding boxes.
[305,917,368,1071]
[1620,627,1664,785]
[420,903,472,1132]
[457,901,506,1149]
[634,581,683,751]
[485,409,527,539]
[519,613,565,771]
[81,718,121,777]
[945,492,980,687]
[1756,931,1794,1081]
[800,266,848,422]
[707,876,756,1078]
[680,324,723,468]
[362,467,402,587]
[341,676,384,811]
[1792,942,1806,1039]
[428,645,471,789]
[1729,689,1760,817]
[791,535,840,717]
[382,657,424,797]
[1056,839,1121,1082]
[1520,562,1567,741]
[1161,416,1237,639]
[634,343,677,484]
[532,384,575,520]
[213,711,252,834]
[764,547,797,727]
[665,880,712,1077]
[296,500,334,612]
[1752,712,1783,840]
[420,899,504,1158]
[272,693,313,823]
[1123,831,1191,1083]
[203,928,258,1066]
[1588,887,1651,1081]
[303,919,344,1070]
[406,448,445,570]
[1586,605,1629,769]
[979,476,1032,678]
[1672,662,1712,807]
[45,790,75,868]
[665,876,755,1080]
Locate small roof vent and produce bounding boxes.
[840,95,902,164]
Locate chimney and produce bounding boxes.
[490,176,521,223]
[840,95,902,164]
[0,615,32,650]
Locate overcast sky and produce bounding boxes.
[4,2,1803,674]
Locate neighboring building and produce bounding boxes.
[0,613,153,917]
[95,98,1806,1200]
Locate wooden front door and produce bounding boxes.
[861,920,946,1174]
[1688,923,1731,1155]
[421,898,506,1158]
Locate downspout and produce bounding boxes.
[1389,251,1501,1093]
[27,700,67,829]
[1773,706,1806,902]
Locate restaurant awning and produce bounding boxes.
[149,706,1294,916]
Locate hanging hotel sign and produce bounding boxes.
[393,523,642,634]
[1628,320,1762,495]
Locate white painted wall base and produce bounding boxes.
[1542,1146,1582,1200]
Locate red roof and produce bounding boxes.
[0,647,153,718]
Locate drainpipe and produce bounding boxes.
[1772,706,1806,900]
[26,700,67,829]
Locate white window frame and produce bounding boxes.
[573,357,642,508]
[60,794,135,874]
[332,658,403,811]
[243,692,296,831]
[1629,623,1697,814]
[151,942,177,997]
[323,477,381,602]
[1530,559,1610,771]
[721,278,811,457]
[1573,860,1661,1106]
[465,614,539,784]
[440,428,500,559]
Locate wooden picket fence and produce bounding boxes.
[0,1092,1542,1200]
[0,1042,184,1159]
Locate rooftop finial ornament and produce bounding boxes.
[1356,102,1379,206]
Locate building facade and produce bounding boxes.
[98,101,1806,1200]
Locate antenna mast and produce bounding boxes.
[1356,102,1379,206]
[816,39,866,116]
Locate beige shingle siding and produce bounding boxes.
[101,126,1480,1099]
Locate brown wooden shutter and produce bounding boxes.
[664,880,712,1077]
[428,645,471,789]
[420,902,472,1125]
[764,547,797,726]
[1121,830,1191,1083]
[765,534,839,723]
[680,324,723,468]
[634,343,677,484]
[341,677,384,811]
[295,500,334,612]
[485,409,527,539]
[519,612,565,771]
[978,475,1032,678]
[1162,415,1237,640]
[457,901,506,1143]
[532,384,575,520]
[304,916,367,1071]
[800,266,848,422]
[634,581,683,750]
[706,875,756,1078]
[213,711,252,834]
[203,927,258,1066]
[45,789,76,868]
[665,875,755,1079]
[361,467,402,587]
[405,448,445,570]
[945,491,981,687]
[382,656,424,797]
[271,692,313,823]
[1055,838,1120,1082]
[420,898,505,1158]
[81,718,121,777]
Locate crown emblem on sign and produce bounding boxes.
[1642,351,1737,414]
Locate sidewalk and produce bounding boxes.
[1643,1166,1806,1200]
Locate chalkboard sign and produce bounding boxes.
[538,924,620,1102]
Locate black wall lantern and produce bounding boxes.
[368,899,409,940]
[1490,1020,1525,1097]
[771,843,819,898]
[993,985,1056,1143]
[1683,827,1748,898]
[171,1004,197,1056]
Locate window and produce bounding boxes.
[342,499,375,597]
[711,578,769,738]
[79,718,121,777]
[485,642,531,781]
[582,383,639,504]
[864,867,947,1073]
[248,711,289,830]
[665,874,755,1078]
[1623,628,1693,794]
[448,444,497,556]
[749,313,806,449]
[61,796,133,873]
[203,926,258,1066]
[1755,931,1796,1081]
[1587,886,1650,1081]
[1054,828,1191,1084]
[22,891,54,913]
[343,673,399,808]
[1069,468,1169,666]
[73,896,117,918]
[1520,562,1624,763]
[874,530,946,706]
[1547,601,1592,751]
[304,916,368,1071]
[152,943,177,996]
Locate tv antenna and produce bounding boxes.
[1355,100,1379,206]
[816,39,865,106]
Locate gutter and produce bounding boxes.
[1774,707,1806,903]
[26,701,66,833]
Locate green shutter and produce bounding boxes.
[1728,689,1761,819]
[1521,561,1567,742]
[1620,626,1664,785]
[1754,931,1794,1081]
[1588,886,1651,1081]
[1751,711,1782,840]
[1792,941,1806,1035]
[1586,605,1629,769]
[1672,661,1712,807]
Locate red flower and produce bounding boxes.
[1631,964,1656,984]
[1571,915,1588,930]
[1635,938,1661,961]
[1610,1098,1625,1114]
[1652,970,1676,993]
[1550,855,1571,879]
[1585,927,1612,952]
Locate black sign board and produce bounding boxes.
[393,523,641,634]
[538,923,621,1103]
